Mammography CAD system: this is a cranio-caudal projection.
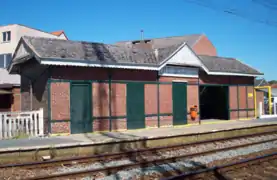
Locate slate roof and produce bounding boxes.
[11,36,263,76]
[254,79,268,86]
[116,34,203,49]
[22,36,182,66]
[198,55,263,75]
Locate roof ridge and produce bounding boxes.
[116,33,204,43]
[198,55,235,60]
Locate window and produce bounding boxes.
[159,65,199,77]
[2,31,11,42]
[0,54,12,68]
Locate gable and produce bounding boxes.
[13,43,30,61]
[167,44,202,67]
[192,35,217,56]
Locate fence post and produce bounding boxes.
[38,108,44,136]
[259,102,263,118]
[273,102,277,115]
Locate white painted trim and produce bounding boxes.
[159,73,198,78]
[172,80,188,83]
[206,71,261,77]
[40,60,159,71]
[158,42,187,70]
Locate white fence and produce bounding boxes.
[259,102,277,119]
[0,108,44,139]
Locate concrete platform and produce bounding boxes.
[1,118,277,152]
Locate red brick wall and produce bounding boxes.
[229,86,238,119]
[247,86,255,118]
[159,76,200,124]
[192,35,217,56]
[111,83,127,131]
[49,66,257,134]
[200,71,254,85]
[50,82,70,134]
[256,91,264,115]
[159,83,173,126]
[145,84,158,128]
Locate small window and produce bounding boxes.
[0,54,12,68]
[2,31,11,42]
[5,54,12,68]
[0,55,4,68]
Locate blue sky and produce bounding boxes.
[2,0,277,80]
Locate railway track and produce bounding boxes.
[163,152,277,180]
[2,130,277,180]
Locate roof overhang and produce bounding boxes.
[9,37,262,78]
[0,89,12,95]
[40,58,160,71]
[205,71,263,77]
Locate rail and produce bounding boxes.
[163,152,277,180]
[2,130,277,180]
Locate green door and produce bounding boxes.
[127,82,145,129]
[70,83,92,134]
[172,82,187,125]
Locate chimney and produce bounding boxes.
[154,49,159,59]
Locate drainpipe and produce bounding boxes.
[30,80,33,110]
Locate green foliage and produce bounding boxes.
[268,80,277,85]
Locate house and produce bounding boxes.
[8,34,263,135]
[0,24,68,112]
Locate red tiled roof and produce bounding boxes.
[51,30,64,36]
[271,84,277,88]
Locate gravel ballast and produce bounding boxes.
[95,141,277,180]
[52,134,277,179]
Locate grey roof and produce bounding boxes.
[0,68,20,85]
[22,36,182,66]
[116,34,203,49]
[255,79,268,86]
[11,36,263,77]
[198,55,263,75]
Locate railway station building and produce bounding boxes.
[8,34,264,134]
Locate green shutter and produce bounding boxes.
[127,82,145,129]
[70,83,92,134]
[172,82,187,125]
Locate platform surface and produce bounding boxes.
[0,118,277,151]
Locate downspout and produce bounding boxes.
[30,80,33,110]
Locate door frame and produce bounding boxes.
[70,82,92,134]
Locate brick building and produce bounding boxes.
[9,34,263,134]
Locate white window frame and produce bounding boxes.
[2,31,11,42]
[159,65,199,78]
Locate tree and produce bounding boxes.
[268,80,277,85]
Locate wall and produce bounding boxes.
[24,63,257,134]
[192,35,217,56]
[50,67,158,134]
[0,25,18,54]
[200,70,255,120]
[49,66,200,134]
[20,59,50,133]
[0,24,67,55]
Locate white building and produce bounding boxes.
[0,24,67,68]
[0,24,68,112]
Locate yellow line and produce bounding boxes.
[239,118,254,121]
[51,133,70,136]
[201,120,231,125]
